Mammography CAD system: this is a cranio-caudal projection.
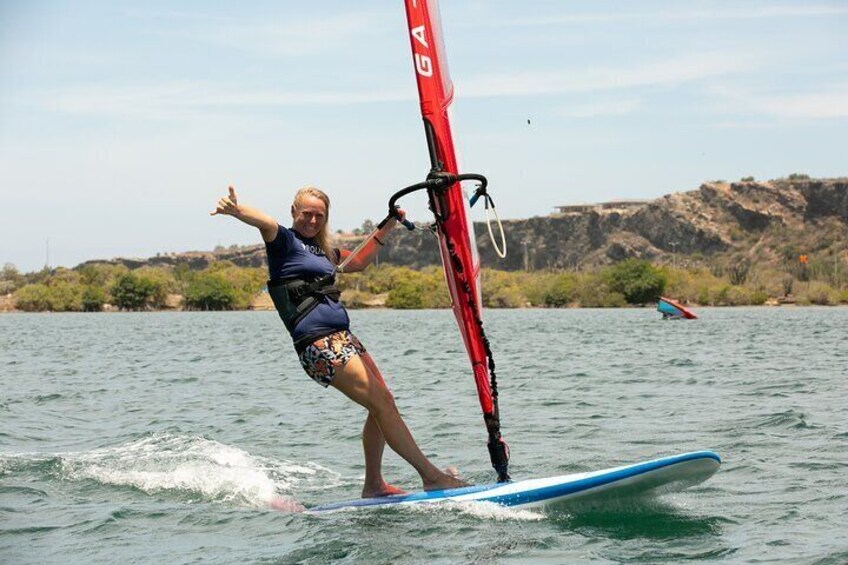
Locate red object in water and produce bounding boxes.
[658,296,698,319]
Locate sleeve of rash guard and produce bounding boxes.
[265,224,292,255]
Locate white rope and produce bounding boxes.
[484,197,507,259]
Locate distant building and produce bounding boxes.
[554,200,649,214]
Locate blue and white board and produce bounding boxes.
[308,450,720,513]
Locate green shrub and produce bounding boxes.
[134,267,175,307]
[1,264,26,293]
[724,286,752,306]
[604,292,628,307]
[111,273,158,310]
[46,281,84,311]
[13,284,52,311]
[82,285,107,312]
[184,272,237,310]
[544,274,576,307]
[574,274,626,307]
[520,272,556,307]
[487,284,525,308]
[482,270,528,308]
[386,279,425,309]
[203,263,265,309]
[750,289,769,306]
[364,265,406,294]
[47,267,82,286]
[602,259,667,304]
[798,282,839,305]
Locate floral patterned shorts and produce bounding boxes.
[297,330,366,387]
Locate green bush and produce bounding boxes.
[378,267,448,308]
[111,273,158,310]
[204,262,266,309]
[724,286,753,306]
[386,279,425,309]
[544,274,576,307]
[482,270,528,308]
[46,281,84,311]
[82,285,107,312]
[364,265,406,294]
[750,289,769,306]
[488,284,525,308]
[520,272,556,307]
[573,274,625,307]
[602,259,667,304]
[1,264,26,293]
[797,282,839,305]
[13,282,87,311]
[13,284,52,311]
[184,272,237,310]
[134,267,175,307]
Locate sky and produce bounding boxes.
[1,1,846,272]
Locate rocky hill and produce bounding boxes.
[85,177,847,272]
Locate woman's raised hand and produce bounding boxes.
[211,186,240,216]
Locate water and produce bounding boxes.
[1,308,846,564]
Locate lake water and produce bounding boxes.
[1,308,846,564]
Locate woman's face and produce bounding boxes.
[291,195,327,239]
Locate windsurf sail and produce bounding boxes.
[657,297,698,319]
[394,0,510,482]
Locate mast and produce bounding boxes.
[402,0,510,482]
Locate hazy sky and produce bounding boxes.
[2,1,846,272]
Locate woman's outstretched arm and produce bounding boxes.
[211,186,278,242]
[337,211,405,273]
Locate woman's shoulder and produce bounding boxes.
[265,224,294,252]
[265,224,294,246]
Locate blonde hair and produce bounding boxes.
[292,186,333,257]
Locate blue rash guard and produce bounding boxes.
[265,225,350,347]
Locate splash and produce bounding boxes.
[57,433,336,508]
[405,500,545,522]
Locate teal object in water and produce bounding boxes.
[658,297,698,319]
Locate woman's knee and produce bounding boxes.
[368,385,398,417]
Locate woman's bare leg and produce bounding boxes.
[361,413,405,497]
[359,353,405,497]
[330,354,467,492]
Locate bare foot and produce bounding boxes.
[269,496,306,512]
[423,468,470,491]
[362,482,407,498]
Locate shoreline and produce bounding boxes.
[5,303,846,315]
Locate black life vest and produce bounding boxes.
[267,272,341,334]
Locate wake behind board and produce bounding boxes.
[308,451,720,513]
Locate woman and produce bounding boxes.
[211,185,466,498]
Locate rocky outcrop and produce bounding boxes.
[383,177,846,270]
[85,177,847,272]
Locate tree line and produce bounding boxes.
[4,257,845,313]
[1,262,265,312]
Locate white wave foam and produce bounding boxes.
[406,500,545,521]
[58,433,337,508]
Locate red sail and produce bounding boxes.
[402,1,494,418]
